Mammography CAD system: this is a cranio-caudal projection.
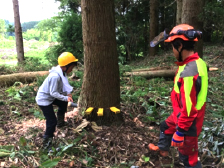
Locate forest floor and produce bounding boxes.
[0,44,224,168]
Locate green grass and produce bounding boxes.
[0,39,15,49]
[0,39,52,72]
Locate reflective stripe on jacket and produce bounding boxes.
[171,52,208,136]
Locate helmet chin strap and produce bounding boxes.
[62,67,68,76]
[178,49,183,62]
[174,46,184,62]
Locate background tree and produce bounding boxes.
[6,24,15,36]
[79,0,123,125]
[45,0,223,64]
[21,21,40,32]
[149,0,159,56]
[181,0,204,58]
[13,0,25,63]
[44,12,83,66]
[56,0,81,13]
[176,0,182,25]
[115,0,149,63]
[201,0,224,43]
[0,19,6,39]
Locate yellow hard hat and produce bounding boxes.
[58,52,78,66]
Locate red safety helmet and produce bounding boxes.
[165,24,200,42]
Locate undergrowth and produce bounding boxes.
[0,44,223,167]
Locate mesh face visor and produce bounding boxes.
[150,30,169,47]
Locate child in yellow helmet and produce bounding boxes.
[36,52,78,150]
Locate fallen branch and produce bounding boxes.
[0,71,49,87]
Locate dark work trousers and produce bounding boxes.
[39,99,68,139]
[158,115,200,168]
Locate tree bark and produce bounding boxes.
[0,71,48,87]
[149,0,159,56]
[80,0,122,125]
[13,0,25,63]
[176,0,182,25]
[181,0,204,58]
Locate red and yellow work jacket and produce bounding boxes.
[171,52,208,136]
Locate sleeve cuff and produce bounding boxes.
[177,126,186,134]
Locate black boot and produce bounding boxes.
[42,137,53,150]
[57,114,67,128]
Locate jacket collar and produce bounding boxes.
[175,52,199,66]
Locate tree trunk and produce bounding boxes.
[143,1,149,56]
[13,0,25,63]
[176,0,182,25]
[149,0,159,56]
[80,0,123,125]
[181,0,204,58]
[0,71,48,87]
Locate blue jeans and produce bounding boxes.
[39,99,68,138]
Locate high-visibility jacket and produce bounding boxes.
[171,52,208,136]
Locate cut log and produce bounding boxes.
[0,71,49,87]
[131,66,176,72]
[124,69,176,78]
[126,67,218,79]
[209,67,218,71]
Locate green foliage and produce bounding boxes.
[36,75,48,88]
[36,17,61,42]
[200,0,224,42]
[0,64,16,75]
[17,50,51,72]
[36,17,61,32]
[115,0,149,61]
[69,70,83,102]
[22,21,40,32]
[44,45,65,66]
[0,39,15,49]
[6,24,15,36]
[45,12,83,63]
[56,0,81,13]
[46,132,97,167]
[199,119,224,156]
[23,29,41,41]
[57,12,83,60]
[23,28,56,42]
[5,82,36,103]
[40,158,61,168]
[0,19,6,38]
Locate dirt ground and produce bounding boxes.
[0,100,221,168]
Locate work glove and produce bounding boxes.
[171,131,184,147]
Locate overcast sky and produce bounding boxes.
[0,0,60,23]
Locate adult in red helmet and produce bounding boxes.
[36,52,78,150]
[149,24,208,168]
